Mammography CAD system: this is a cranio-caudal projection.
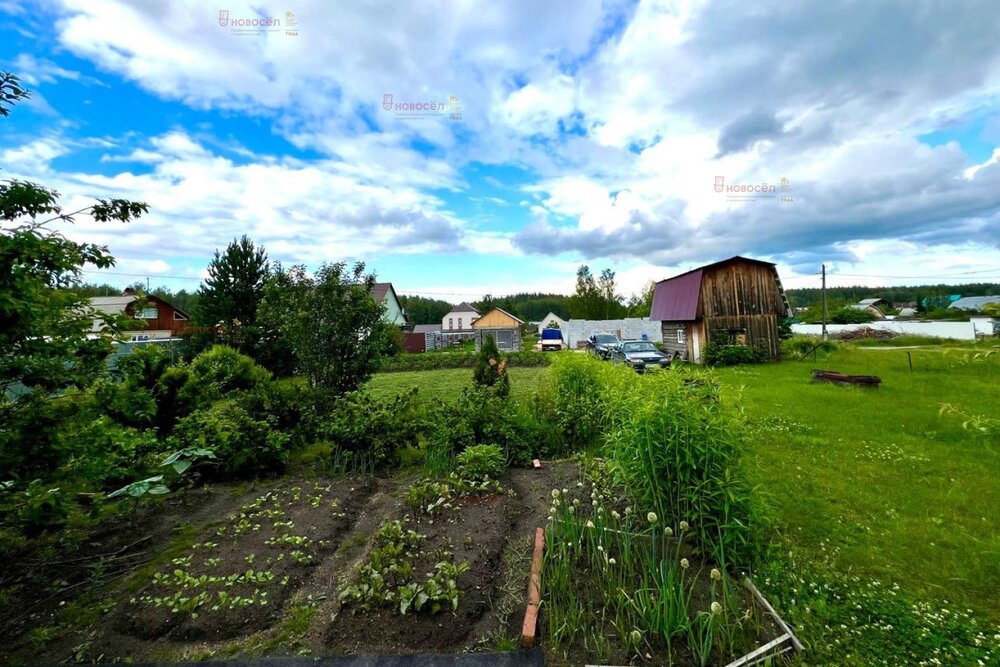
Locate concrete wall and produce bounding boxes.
[790,320,996,340]
[559,318,663,349]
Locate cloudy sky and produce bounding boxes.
[2,0,1000,300]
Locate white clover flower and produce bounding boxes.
[573,499,580,507]
[679,520,689,531]
[647,512,658,524]
[563,488,569,494]
[577,482,584,488]
[551,489,560,498]
[680,558,689,569]
[625,507,633,515]
[611,511,620,520]
[664,527,673,537]
[608,558,616,566]
[552,499,560,508]
[586,520,595,529]
[711,568,722,581]
[592,500,598,507]
[597,545,604,552]
[568,506,575,514]
[711,601,722,614]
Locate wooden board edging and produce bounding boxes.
[520,527,545,648]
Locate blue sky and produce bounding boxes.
[2,0,1000,301]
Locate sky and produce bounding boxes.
[2,0,1000,302]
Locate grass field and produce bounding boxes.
[364,366,549,400]
[715,344,1000,622]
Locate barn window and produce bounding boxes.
[138,307,157,319]
[173,311,188,320]
[458,317,463,330]
[676,329,686,344]
[449,318,453,330]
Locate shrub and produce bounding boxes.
[473,335,510,397]
[237,380,315,446]
[60,417,160,490]
[547,353,607,451]
[781,336,838,359]
[455,444,505,482]
[378,350,550,372]
[187,345,271,397]
[830,306,876,324]
[0,393,94,478]
[318,389,423,470]
[168,404,289,480]
[704,343,763,366]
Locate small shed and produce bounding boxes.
[472,308,524,351]
[651,256,791,363]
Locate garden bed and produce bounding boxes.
[0,464,582,663]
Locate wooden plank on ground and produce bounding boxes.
[520,527,545,648]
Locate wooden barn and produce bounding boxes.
[650,256,791,363]
[472,307,524,351]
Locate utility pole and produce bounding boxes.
[821,264,828,340]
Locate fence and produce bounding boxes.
[555,318,664,349]
[790,320,994,340]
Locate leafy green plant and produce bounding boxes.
[161,447,216,476]
[338,520,470,615]
[109,475,170,522]
[704,343,763,366]
[187,344,271,398]
[455,444,505,482]
[169,403,290,479]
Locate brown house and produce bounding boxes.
[651,256,791,363]
[472,307,524,351]
[89,289,191,341]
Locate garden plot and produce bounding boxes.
[1,464,579,663]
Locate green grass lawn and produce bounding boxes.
[364,366,549,401]
[715,344,1000,623]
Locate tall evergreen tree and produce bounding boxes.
[196,235,270,351]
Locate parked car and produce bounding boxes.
[587,332,621,359]
[611,340,671,372]
[540,327,564,351]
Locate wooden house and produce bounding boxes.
[89,288,191,341]
[472,307,524,351]
[650,256,791,363]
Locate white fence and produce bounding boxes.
[790,319,996,341]
[554,318,663,349]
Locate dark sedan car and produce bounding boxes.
[610,340,671,372]
[587,332,621,359]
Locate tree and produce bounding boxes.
[597,268,624,319]
[473,333,510,398]
[1,72,149,430]
[570,265,601,319]
[398,295,453,324]
[257,262,388,393]
[626,281,655,317]
[196,235,270,352]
